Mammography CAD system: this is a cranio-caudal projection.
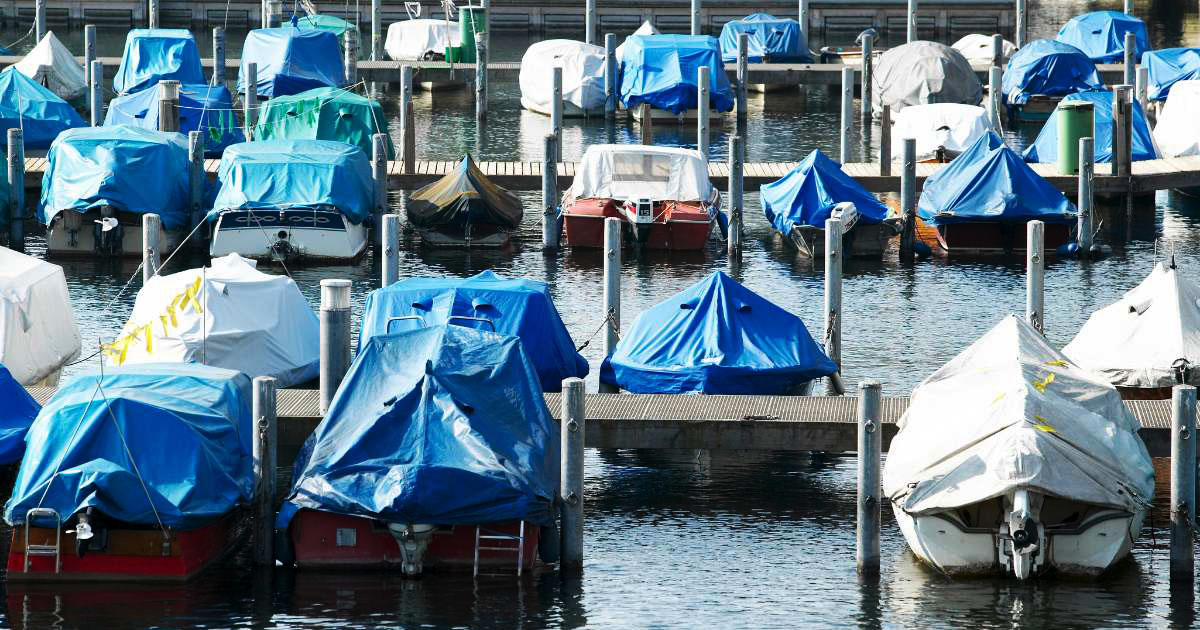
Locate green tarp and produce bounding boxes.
[254,87,394,159]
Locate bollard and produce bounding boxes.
[824,218,843,395]
[475,33,488,124]
[158,80,180,133]
[213,27,226,86]
[371,0,382,61]
[599,218,621,394]
[880,105,891,176]
[7,129,23,252]
[542,134,559,251]
[372,133,388,243]
[992,33,1004,67]
[1015,0,1026,48]
[251,376,277,567]
[585,0,597,45]
[856,380,882,576]
[89,60,103,127]
[344,30,358,86]
[1123,32,1136,87]
[697,66,710,159]
[84,25,96,88]
[551,67,563,163]
[988,66,1003,132]
[560,377,586,571]
[605,34,617,120]
[142,213,162,283]
[728,135,744,261]
[1026,220,1044,334]
[840,67,853,164]
[320,279,352,414]
[799,0,809,43]
[899,137,916,260]
[1170,384,1196,582]
[148,0,159,28]
[1124,0,1133,15]
[400,66,415,174]
[691,0,702,35]
[736,34,748,123]
[188,131,205,228]
[1078,137,1094,254]
[35,0,46,43]
[907,0,917,42]
[639,104,652,145]
[861,33,873,123]
[381,214,400,287]
[244,63,259,140]
[1136,65,1148,111]
[1112,85,1132,178]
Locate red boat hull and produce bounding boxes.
[562,198,714,250]
[934,221,1072,254]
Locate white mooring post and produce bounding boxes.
[244,63,259,139]
[1124,0,1133,15]
[992,33,1004,67]
[860,32,873,123]
[1026,220,1044,334]
[252,375,277,567]
[1170,384,1196,583]
[84,25,96,87]
[188,131,205,228]
[840,66,853,164]
[736,33,748,123]
[1015,0,1026,48]
[691,0,701,35]
[697,66,710,160]
[7,129,23,252]
[1136,65,1149,111]
[599,218,621,394]
[213,27,226,87]
[585,0,597,45]
[344,30,358,86]
[319,279,352,414]
[1078,137,1094,254]
[988,66,1003,132]
[371,0,382,61]
[400,66,415,174]
[142,213,162,283]
[475,33,488,124]
[879,105,891,176]
[899,137,916,261]
[560,377,586,572]
[605,34,617,120]
[728,135,744,262]
[907,0,917,42]
[542,134,559,251]
[1124,32,1136,86]
[856,380,882,576]
[381,214,400,287]
[148,0,159,28]
[824,218,843,396]
[89,60,103,127]
[551,67,563,163]
[35,0,46,43]
[798,0,809,43]
[158,80,180,132]
[372,133,388,245]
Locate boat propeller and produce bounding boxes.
[1002,489,1043,579]
[387,523,435,577]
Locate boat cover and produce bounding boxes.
[761,149,890,234]
[38,125,192,229]
[295,14,356,37]
[1144,48,1200,101]
[107,254,319,388]
[719,14,813,64]
[407,155,522,231]
[519,39,607,114]
[12,31,86,101]
[1153,80,1200,157]
[385,19,461,61]
[113,29,205,95]
[599,271,836,394]
[1002,39,1103,105]
[104,83,244,156]
[919,131,1076,225]
[1056,10,1148,64]
[276,325,559,529]
[4,363,253,529]
[209,139,374,224]
[883,315,1154,516]
[1064,262,1200,388]
[237,27,345,98]
[1023,90,1159,163]
[359,270,588,391]
[872,41,982,114]
[0,247,81,386]
[0,363,39,465]
[951,33,1016,64]
[0,67,85,149]
[888,102,992,161]
[566,144,712,203]
[619,34,734,114]
[615,20,660,60]
[253,86,393,158]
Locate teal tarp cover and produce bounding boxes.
[1055,11,1149,64]
[1144,48,1200,101]
[237,27,346,98]
[719,13,813,63]
[1023,90,1159,164]
[105,83,245,156]
[3,363,253,529]
[295,14,356,36]
[619,35,734,114]
[254,86,393,159]
[1002,39,1103,105]
[0,363,39,465]
[760,149,890,234]
[113,29,205,95]
[0,68,84,149]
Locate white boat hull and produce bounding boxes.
[209,209,368,263]
[45,208,182,259]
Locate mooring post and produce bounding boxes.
[89,60,103,126]
[344,30,358,86]
[148,0,159,28]
[560,377,586,572]
[319,279,352,414]
[251,375,277,567]
[1078,137,1094,254]
[1112,85,1132,178]
[857,380,882,576]
[551,67,563,164]
[259,0,269,29]
[585,0,596,45]
[907,0,917,42]
[84,25,96,88]
[7,129,23,252]
[381,214,399,287]
[880,105,891,176]
[599,218,621,394]
[244,63,259,140]
[475,33,488,124]
[697,66,710,160]
[1026,220,1044,334]
[1015,0,1026,48]
[142,213,161,283]
[728,135,744,262]
[34,0,45,43]
[991,33,1004,67]
[400,66,415,174]
[988,66,1003,132]
[1124,0,1133,14]
[1123,32,1136,86]
[840,66,853,164]
[798,0,809,43]
[899,137,916,261]
[541,134,559,251]
[861,32,873,123]
[604,34,617,121]
[371,133,388,245]
[690,0,702,35]
[736,33,748,123]
[639,104,652,145]
[1170,384,1196,583]
[188,131,205,228]
[824,218,843,395]
[1136,65,1148,111]
[212,27,226,87]
[158,80,180,133]
[370,0,382,61]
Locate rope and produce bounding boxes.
[575,308,619,351]
[94,378,170,541]
[32,375,103,514]
[4,21,36,51]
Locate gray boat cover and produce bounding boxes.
[872,41,982,115]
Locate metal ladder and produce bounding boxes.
[23,508,61,574]
[473,522,525,577]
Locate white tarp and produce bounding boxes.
[952,33,1017,65]
[385,19,462,61]
[0,247,80,385]
[519,39,607,115]
[566,144,711,203]
[616,21,660,60]
[12,31,86,102]
[108,253,319,387]
[1064,262,1200,388]
[873,41,982,115]
[883,315,1154,516]
[890,103,993,160]
[1153,80,1200,157]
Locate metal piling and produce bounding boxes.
[319,279,352,414]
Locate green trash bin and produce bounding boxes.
[1056,101,1094,175]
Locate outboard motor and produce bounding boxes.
[387,523,436,577]
[270,230,294,262]
[1001,489,1043,579]
[92,208,124,257]
[70,507,103,558]
[623,197,655,245]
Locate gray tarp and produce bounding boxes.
[873,40,982,115]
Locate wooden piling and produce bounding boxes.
[400,66,415,174]
[319,279,352,414]
[244,63,258,139]
[372,133,388,244]
[212,27,226,87]
[475,33,488,124]
[1170,384,1196,582]
[1112,85,1133,178]
[639,104,652,145]
[188,131,204,228]
[698,66,710,160]
[1026,220,1044,333]
[856,380,882,576]
[880,106,891,176]
[252,375,277,567]
[551,67,563,164]
[158,80,180,133]
[560,377,586,572]
[736,33,748,123]
[7,129,23,252]
[824,218,843,395]
[728,135,744,262]
[89,60,103,127]
[861,33,873,123]
[840,66,853,164]
[142,213,161,283]
[1078,137,1094,254]
[344,30,358,86]
[899,137,916,261]
[599,218,621,394]
[907,0,917,42]
[381,214,400,287]
[605,34,617,120]
[1123,32,1136,86]
[542,134,560,251]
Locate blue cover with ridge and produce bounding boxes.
[919,131,1076,225]
[1002,39,1103,105]
[719,14,812,63]
[0,68,84,149]
[760,149,889,235]
[237,27,346,98]
[1022,91,1158,164]
[0,364,40,466]
[358,270,588,392]
[105,83,245,156]
[619,35,734,114]
[1055,11,1149,64]
[113,29,205,95]
[1144,48,1200,101]
[599,272,836,394]
[276,325,559,529]
[3,363,253,529]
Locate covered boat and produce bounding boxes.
[615,20,659,60]
[113,29,204,96]
[385,18,461,61]
[237,27,345,98]
[1002,40,1103,122]
[951,33,1016,65]
[253,86,393,158]
[1144,48,1200,101]
[0,67,85,149]
[1023,91,1158,164]
[1153,80,1200,158]
[295,13,356,37]
[889,103,992,162]
[718,14,812,63]
[760,149,898,258]
[0,363,39,465]
[519,39,606,116]
[1056,11,1148,64]
[619,34,734,118]
[872,41,981,115]
[560,144,720,250]
[276,325,559,575]
[38,126,191,258]
[4,363,254,582]
[209,140,374,262]
[406,155,522,247]
[918,131,1076,254]
[358,270,588,391]
[0,248,81,386]
[884,315,1154,578]
[104,83,244,157]
[11,31,85,102]
[600,271,836,394]
[106,253,319,388]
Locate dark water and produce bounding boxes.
[4,1,1200,627]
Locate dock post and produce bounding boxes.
[475,33,488,124]
[728,135,744,262]
[907,0,917,43]
[400,66,415,175]
[84,25,96,89]
[879,105,891,176]
[142,213,161,283]
[1170,384,1196,583]
[697,66,710,160]
[585,0,596,45]
[251,375,277,567]
[1124,0,1133,15]
[212,27,226,87]
[856,380,882,576]
[1112,85,1133,178]
[639,104,652,144]
[991,33,1004,67]
[1123,32,1136,86]
[244,63,258,140]
[319,279,352,414]
[988,66,1003,132]
[542,134,559,251]
[344,30,358,86]
[824,218,843,395]
[1015,0,1026,48]
[6,129,23,252]
[1026,220,1044,334]
[798,0,809,44]
[89,60,103,127]
[860,32,873,123]
[551,67,563,164]
[599,218,621,394]
[604,34,617,121]
[188,131,205,229]
[381,214,400,287]
[34,0,45,43]
[1136,65,1149,111]
[560,377,586,572]
[1078,137,1094,254]
[370,0,382,61]
[736,33,748,124]
[158,80,180,133]
[372,133,388,245]
[840,66,853,164]
[148,0,158,28]
[899,137,916,261]
[690,0,701,35]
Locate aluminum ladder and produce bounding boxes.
[473,522,525,577]
[23,508,61,573]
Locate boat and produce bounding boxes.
[1023,90,1159,164]
[0,363,39,465]
[872,41,981,116]
[208,139,374,262]
[888,103,992,162]
[1152,80,1200,190]
[518,39,606,117]
[1143,48,1200,103]
[560,144,721,250]
[1001,40,1103,123]
[760,149,900,258]
[253,86,393,158]
[720,14,811,92]
[105,253,319,388]
[384,18,465,90]
[406,155,522,247]
[358,270,588,391]
[615,20,659,60]
[917,131,1076,254]
[883,314,1155,579]
[275,325,559,576]
[0,247,81,387]
[620,34,734,123]
[951,33,1016,65]
[4,363,255,582]
[1056,11,1148,64]
[0,67,85,150]
[238,27,345,98]
[599,271,837,394]
[113,29,204,96]
[11,31,85,102]
[295,13,357,38]
[38,126,192,258]
[104,82,244,156]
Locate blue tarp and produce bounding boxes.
[719,13,812,63]
[277,325,559,529]
[919,131,1076,225]
[0,364,40,466]
[113,29,205,95]
[599,272,836,394]
[619,35,734,114]
[1023,91,1158,164]
[237,28,346,98]
[1002,39,1103,105]
[1056,11,1149,64]
[4,363,252,529]
[0,68,84,149]
[760,149,889,235]
[105,83,245,156]
[1144,48,1200,101]
[38,125,192,229]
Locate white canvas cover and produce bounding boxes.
[566,144,711,203]
[952,33,1017,64]
[890,103,993,160]
[616,20,660,60]
[107,253,319,387]
[12,31,86,101]
[1153,80,1200,157]
[883,315,1154,517]
[0,247,80,385]
[873,41,983,115]
[519,39,607,115]
[385,19,462,61]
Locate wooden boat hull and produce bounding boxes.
[46,208,182,259]
[562,197,717,250]
[923,220,1072,255]
[789,222,898,259]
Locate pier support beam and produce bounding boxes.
[551,67,563,163]
[604,34,617,121]
[1123,32,1136,86]
[319,279,352,414]
[856,380,881,576]
[560,377,586,572]
[475,33,488,124]
[1078,137,1094,254]
[1015,0,1026,48]
[213,27,226,87]
[244,63,259,139]
[879,106,891,176]
[736,34,748,124]
[728,135,744,264]
[697,66,710,159]
[599,218,621,394]
[1170,384,1196,583]
[7,129,23,252]
[860,32,873,123]
[142,213,161,283]
[89,60,103,127]
[899,137,916,261]
[824,218,843,396]
[371,0,382,61]
[907,0,917,42]
[344,30,358,86]
[372,133,388,245]
[400,66,415,174]
[381,214,400,287]
[585,0,597,45]
[542,134,559,251]
[188,131,205,229]
[840,66,853,164]
[252,375,277,567]
[1026,220,1044,334]
[158,80,180,133]
[35,0,45,43]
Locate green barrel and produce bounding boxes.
[447,7,486,63]
[1056,101,1094,175]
